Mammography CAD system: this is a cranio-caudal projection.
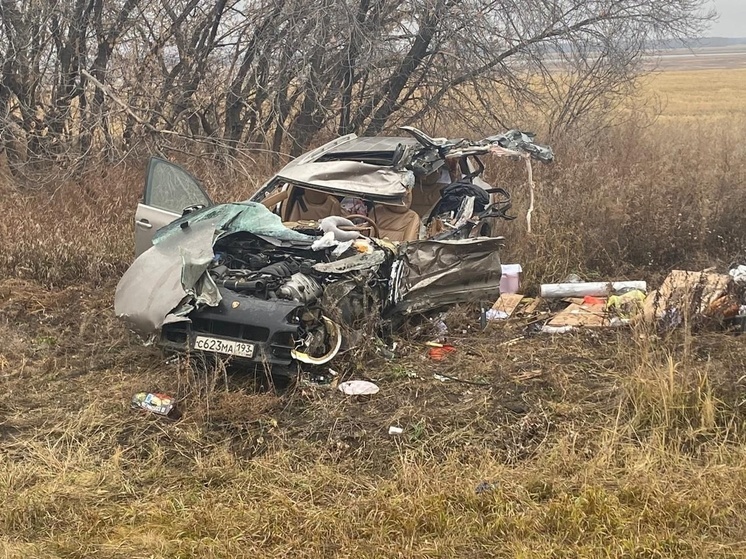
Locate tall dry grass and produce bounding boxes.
[2,114,744,290]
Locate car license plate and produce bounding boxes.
[193,335,254,358]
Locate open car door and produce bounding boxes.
[388,237,504,315]
[134,157,212,256]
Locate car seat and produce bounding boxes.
[371,190,420,242]
[410,168,449,219]
[286,188,341,221]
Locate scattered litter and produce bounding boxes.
[540,281,646,299]
[729,265,746,286]
[427,344,456,360]
[433,373,451,382]
[500,264,522,294]
[736,306,746,333]
[607,289,646,318]
[704,293,741,320]
[540,325,577,334]
[486,309,509,320]
[377,342,398,360]
[432,317,449,341]
[388,426,404,435]
[643,270,731,325]
[308,368,339,385]
[475,481,495,494]
[131,392,179,418]
[522,297,543,315]
[503,269,746,334]
[338,380,380,395]
[489,293,523,320]
[548,302,607,328]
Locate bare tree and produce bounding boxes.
[0,0,714,173]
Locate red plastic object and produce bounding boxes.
[428,345,456,360]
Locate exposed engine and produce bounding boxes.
[210,237,324,305]
[207,234,345,366]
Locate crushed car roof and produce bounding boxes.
[255,127,554,204]
[276,160,412,200]
[320,136,418,157]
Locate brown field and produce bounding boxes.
[2,67,746,558]
[644,67,746,120]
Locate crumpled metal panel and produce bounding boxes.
[313,250,387,274]
[277,160,413,199]
[485,130,554,163]
[115,219,220,335]
[390,237,504,315]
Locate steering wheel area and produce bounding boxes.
[338,214,380,238]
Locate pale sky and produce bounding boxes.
[709,0,746,37]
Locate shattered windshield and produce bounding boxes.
[153,202,313,245]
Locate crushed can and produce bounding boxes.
[131,392,179,418]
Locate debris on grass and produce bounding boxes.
[491,268,745,336]
[729,264,746,285]
[499,264,522,294]
[539,325,577,334]
[338,380,379,395]
[540,280,647,298]
[475,481,496,494]
[488,293,524,320]
[642,269,736,327]
[427,344,456,360]
[131,392,179,418]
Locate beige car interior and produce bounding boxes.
[410,169,447,218]
[370,190,421,242]
[285,188,341,222]
[283,185,422,242]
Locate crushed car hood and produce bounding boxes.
[115,218,219,335]
[115,203,314,335]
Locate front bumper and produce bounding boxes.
[160,288,304,370]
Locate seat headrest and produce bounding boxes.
[304,189,329,205]
[420,170,441,186]
[384,190,412,214]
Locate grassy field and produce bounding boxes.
[1,68,746,558]
[645,68,746,120]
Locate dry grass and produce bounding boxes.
[645,69,746,120]
[1,68,746,558]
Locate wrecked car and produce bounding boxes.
[116,128,552,375]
